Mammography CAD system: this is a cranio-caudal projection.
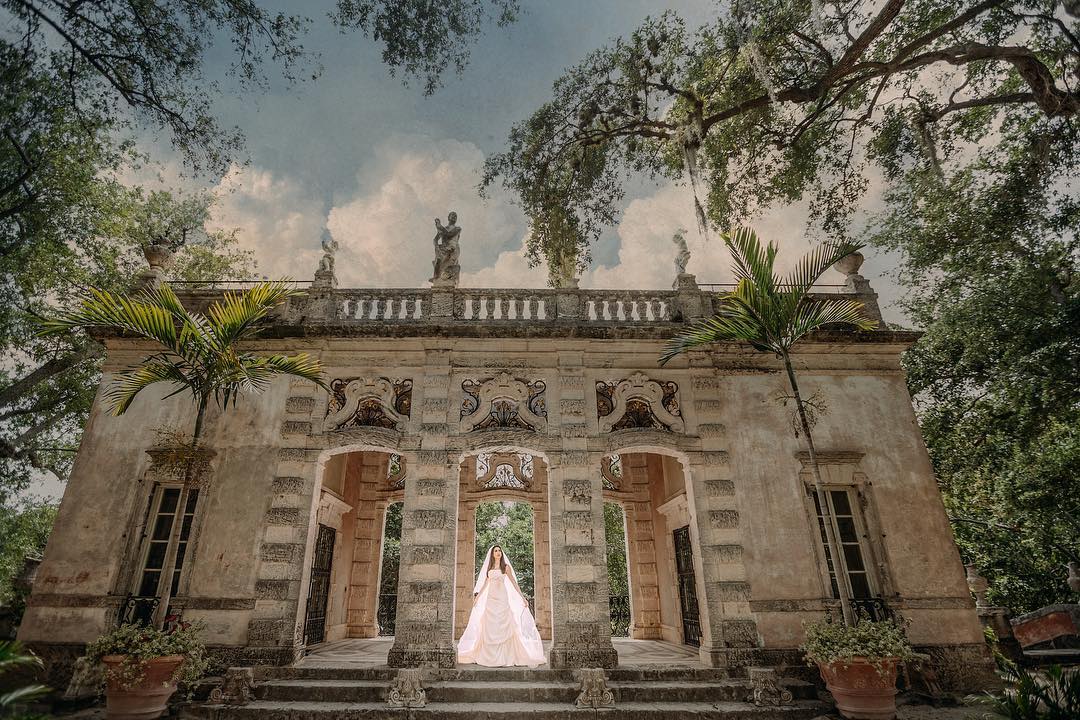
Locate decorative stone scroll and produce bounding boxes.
[387,668,427,708]
[460,372,547,431]
[208,667,255,705]
[387,453,406,490]
[326,377,412,430]
[600,454,623,491]
[475,452,533,490]
[596,372,684,433]
[748,667,793,706]
[575,669,615,708]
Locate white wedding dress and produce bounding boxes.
[457,548,546,667]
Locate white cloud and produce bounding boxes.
[327,135,523,287]
[208,165,324,280]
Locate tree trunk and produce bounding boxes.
[152,397,208,628]
[783,352,855,625]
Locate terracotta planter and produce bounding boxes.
[818,656,899,720]
[101,654,184,720]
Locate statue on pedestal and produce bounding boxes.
[431,212,461,288]
[313,228,339,289]
[673,228,691,277]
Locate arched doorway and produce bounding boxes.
[300,448,404,648]
[454,450,553,641]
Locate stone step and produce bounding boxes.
[610,680,751,703]
[256,679,581,704]
[184,699,828,720]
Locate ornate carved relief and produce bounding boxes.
[460,372,547,431]
[387,453,406,490]
[600,454,623,491]
[596,372,683,433]
[475,452,533,490]
[326,377,412,430]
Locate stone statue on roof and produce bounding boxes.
[672,228,690,276]
[431,211,461,288]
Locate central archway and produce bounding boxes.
[454,449,553,641]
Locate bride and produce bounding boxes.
[457,545,546,667]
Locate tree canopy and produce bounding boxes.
[483,1,1080,272]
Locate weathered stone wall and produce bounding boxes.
[19,326,989,688]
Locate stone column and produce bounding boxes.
[548,356,617,668]
[388,355,458,667]
[344,453,387,638]
[684,447,759,672]
[621,454,662,640]
[454,499,476,639]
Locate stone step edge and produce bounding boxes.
[196,700,824,711]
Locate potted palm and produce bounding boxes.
[801,615,917,720]
[86,623,208,720]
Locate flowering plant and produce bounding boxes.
[86,622,208,691]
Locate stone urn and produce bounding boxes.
[142,243,174,272]
[834,251,865,277]
[965,563,990,608]
[818,657,899,720]
[101,654,184,720]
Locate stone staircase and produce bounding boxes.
[181,665,829,719]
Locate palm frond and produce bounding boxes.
[661,302,770,364]
[726,227,779,297]
[38,288,180,350]
[784,297,877,344]
[104,360,195,416]
[0,641,42,672]
[0,684,49,707]
[205,281,300,350]
[778,241,864,322]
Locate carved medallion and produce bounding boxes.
[326,378,412,430]
[475,452,533,490]
[596,372,683,433]
[460,372,547,432]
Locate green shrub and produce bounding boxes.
[85,623,208,691]
[801,615,917,667]
[992,665,1080,720]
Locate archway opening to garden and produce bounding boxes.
[604,501,631,637]
[474,500,536,614]
[454,450,552,640]
[376,500,402,636]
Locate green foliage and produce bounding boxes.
[474,501,534,599]
[0,500,55,613]
[85,623,209,691]
[38,282,326,439]
[604,503,629,597]
[991,665,1080,720]
[871,115,1080,613]
[486,3,1080,271]
[800,615,917,666]
[378,502,402,595]
[0,640,48,718]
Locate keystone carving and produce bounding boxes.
[460,372,547,431]
[326,377,412,430]
[596,372,684,433]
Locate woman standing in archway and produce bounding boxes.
[457,545,546,666]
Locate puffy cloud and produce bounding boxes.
[208,165,324,280]
[327,135,523,287]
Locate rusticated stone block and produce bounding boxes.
[247,619,285,644]
[260,543,304,563]
[694,398,722,412]
[409,546,445,565]
[277,447,312,462]
[560,451,590,467]
[564,511,593,530]
[703,451,729,465]
[560,375,584,390]
[420,423,449,435]
[560,399,585,416]
[698,423,726,438]
[265,507,302,526]
[566,546,595,565]
[710,510,739,529]
[254,580,291,600]
[418,450,448,465]
[692,376,720,390]
[714,581,751,602]
[411,510,446,530]
[561,423,588,438]
[422,397,448,413]
[285,396,316,414]
[705,479,736,497]
[721,619,759,647]
[566,582,597,603]
[416,480,446,497]
[405,582,442,603]
[271,476,306,494]
[711,544,744,563]
[563,479,591,505]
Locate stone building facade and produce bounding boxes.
[19,273,993,689]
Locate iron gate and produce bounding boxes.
[673,525,701,647]
[303,524,336,646]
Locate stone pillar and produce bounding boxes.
[344,453,386,638]
[673,273,708,321]
[835,252,884,326]
[548,355,617,667]
[685,448,759,672]
[532,468,553,641]
[622,454,662,640]
[388,356,458,667]
[454,499,476,639]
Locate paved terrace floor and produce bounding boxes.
[297,637,701,668]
